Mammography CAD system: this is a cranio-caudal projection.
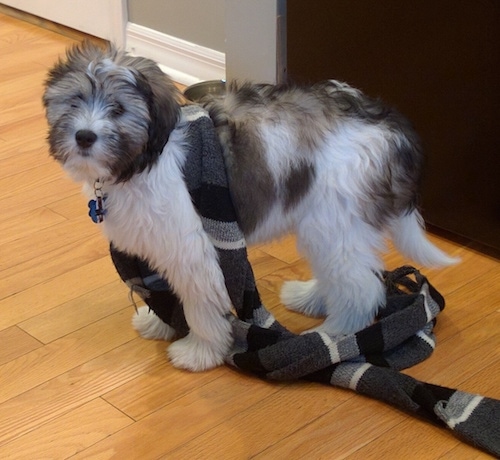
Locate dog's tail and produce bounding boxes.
[390,210,460,267]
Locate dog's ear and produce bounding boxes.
[132,64,182,156]
[113,67,181,183]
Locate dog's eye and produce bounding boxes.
[70,94,84,109]
[111,102,125,117]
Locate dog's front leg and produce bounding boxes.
[160,232,233,372]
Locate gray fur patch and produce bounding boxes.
[222,122,277,235]
[361,116,423,229]
[283,161,315,210]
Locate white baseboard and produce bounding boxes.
[126,23,226,86]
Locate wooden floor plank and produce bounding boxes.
[0,207,67,246]
[0,215,100,272]
[406,312,500,390]
[70,373,292,460]
[102,361,228,421]
[0,308,135,405]
[18,279,130,344]
[0,398,133,459]
[252,398,408,460]
[0,253,116,327]
[0,338,159,446]
[0,326,42,366]
[165,383,356,459]
[0,173,80,221]
[344,416,492,460]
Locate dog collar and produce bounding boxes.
[88,179,107,224]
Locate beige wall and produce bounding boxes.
[128,0,285,83]
[225,0,286,83]
[128,0,225,52]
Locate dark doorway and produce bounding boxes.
[287,0,500,250]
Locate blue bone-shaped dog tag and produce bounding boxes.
[88,196,106,223]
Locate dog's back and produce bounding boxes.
[204,80,458,267]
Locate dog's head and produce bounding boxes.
[43,41,182,183]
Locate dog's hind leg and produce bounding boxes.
[292,210,386,336]
[314,265,385,336]
[281,279,326,318]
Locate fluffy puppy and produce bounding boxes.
[43,41,232,371]
[43,42,457,371]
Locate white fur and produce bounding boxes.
[132,306,176,341]
[239,127,388,334]
[391,211,459,267]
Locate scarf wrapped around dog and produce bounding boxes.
[110,105,499,457]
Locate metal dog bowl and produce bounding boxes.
[184,80,226,102]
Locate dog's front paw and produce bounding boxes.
[132,306,176,341]
[167,331,232,372]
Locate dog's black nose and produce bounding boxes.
[75,130,97,148]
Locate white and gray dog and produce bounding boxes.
[43,42,457,371]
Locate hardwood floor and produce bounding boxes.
[0,10,498,459]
